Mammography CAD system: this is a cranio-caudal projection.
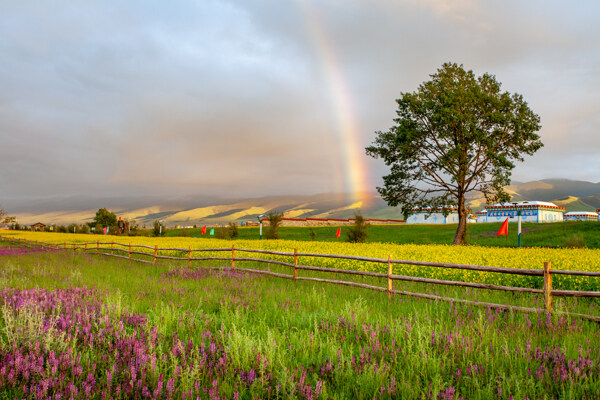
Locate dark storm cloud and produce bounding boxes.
[1,0,599,208]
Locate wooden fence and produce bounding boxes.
[2,235,600,323]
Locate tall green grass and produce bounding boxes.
[1,248,600,398]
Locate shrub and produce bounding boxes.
[228,222,239,239]
[346,213,369,243]
[152,220,161,237]
[309,227,317,241]
[564,233,587,248]
[265,213,283,239]
[77,224,90,234]
[180,229,191,237]
[216,228,228,239]
[67,224,77,234]
[57,225,67,233]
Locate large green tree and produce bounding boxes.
[366,63,542,245]
[93,208,118,228]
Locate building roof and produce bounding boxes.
[494,201,558,207]
[484,201,565,211]
[564,212,598,216]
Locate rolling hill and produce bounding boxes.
[5,179,599,226]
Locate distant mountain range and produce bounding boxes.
[6,179,600,226]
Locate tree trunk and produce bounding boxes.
[452,194,468,245]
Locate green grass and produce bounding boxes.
[2,246,600,398]
[150,221,600,249]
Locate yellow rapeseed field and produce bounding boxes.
[3,231,599,291]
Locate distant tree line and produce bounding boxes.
[5,208,141,235]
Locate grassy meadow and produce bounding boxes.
[2,237,600,398]
[159,221,600,249]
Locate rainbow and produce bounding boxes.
[295,0,370,205]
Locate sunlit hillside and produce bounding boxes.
[7,179,599,227]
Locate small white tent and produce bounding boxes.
[564,212,598,222]
[406,208,471,224]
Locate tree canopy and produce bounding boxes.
[0,206,15,225]
[366,63,542,245]
[93,208,118,227]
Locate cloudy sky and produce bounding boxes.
[1,0,599,206]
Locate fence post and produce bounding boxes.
[231,244,235,270]
[387,255,393,299]
[111,242,114,255]
[154,245,158,265]
[543,262,553,312]
[64,241,66,250]
[188,247,192,267]
[85,242,87,252]
[129,243,132,259]
[73,243,76,253]
[294,248,298,282]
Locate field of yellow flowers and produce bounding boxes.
[3,231,600,291]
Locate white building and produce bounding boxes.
[406,208,471,224]
[476,210,488,224]
[477,201,565,223]
[564,212,598,222]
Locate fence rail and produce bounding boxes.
[2,235,600,322]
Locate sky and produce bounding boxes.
[1,0,599,208]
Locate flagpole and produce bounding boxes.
[517,210,522,247]
[257,215,264,240]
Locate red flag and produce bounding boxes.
[496,218,509,236]
[201,225,207,235]
[336,227,341,238]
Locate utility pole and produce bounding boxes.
[512,202,522,248]
[517,208,522,247]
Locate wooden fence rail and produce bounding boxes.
[2,235,600,322]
